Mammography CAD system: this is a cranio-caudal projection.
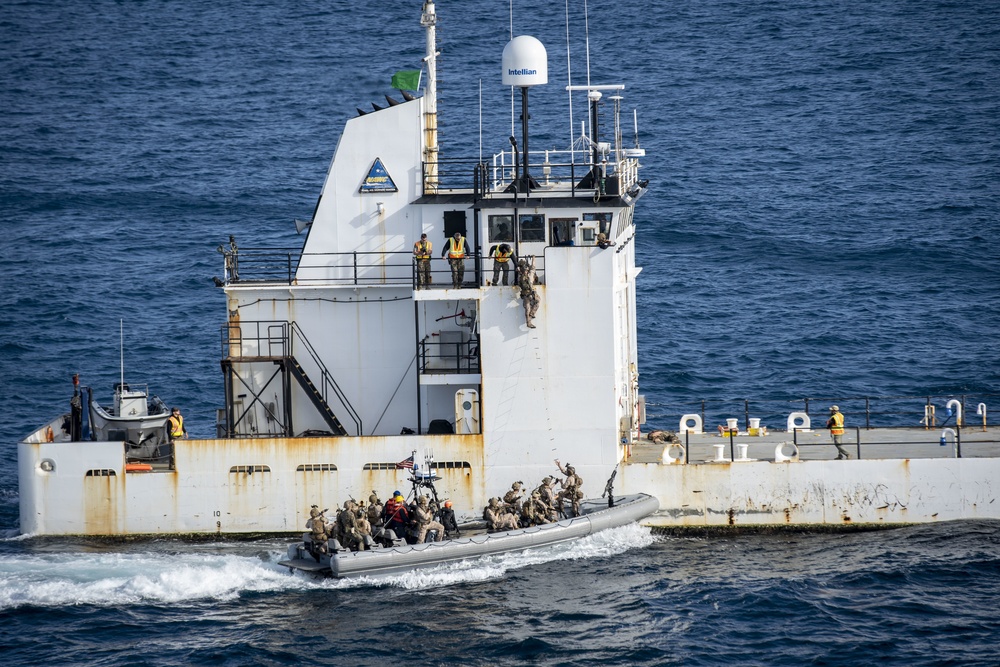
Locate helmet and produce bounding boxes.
[418,495,428,506]
[343,500,353,510]
[309,508,320,518]
[511,481,522,490]
[542,476,553,484]
[444,500,453,508]
[830,405,840,412]
[489,497,499,507]
[395,494,404,502]
[393,490,401,496]
[369,493,379,504]
[566,465,575,474]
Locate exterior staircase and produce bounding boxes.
[283,357,348,436]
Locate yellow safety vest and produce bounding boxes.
[169,415,185,438]
[492,247,512,263]
[414,241,432,259]
[829,412,844,436]
[448,237,466,258]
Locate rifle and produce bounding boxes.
[602,464,618,508]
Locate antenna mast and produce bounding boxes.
[421,1,439,193]
[119,319,124,388]
[565,0,574,164]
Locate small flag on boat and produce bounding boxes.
[395,455,414,469]
[391,69,421,91]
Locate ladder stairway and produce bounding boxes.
[284,357,348,436]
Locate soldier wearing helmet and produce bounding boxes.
[555,459,584,517]
[503,481,525,514]
[484,497,519,532]
[413,495,445,543]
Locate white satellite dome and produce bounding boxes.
[502,35,547,87]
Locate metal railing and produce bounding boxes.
[221,320,362,435]
[676,423,997,463]
[223,246,555,290]
[422,150,641,198]
[418,336,480,374]
[647,394,1000,434]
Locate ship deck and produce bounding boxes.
[626,426,1000,464]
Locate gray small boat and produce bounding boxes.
[88,382,171,460]
[278,493,659,579]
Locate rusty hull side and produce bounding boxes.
[620,457,1000,528]
[19,433,484,536]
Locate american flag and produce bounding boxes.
[395,455,414,469]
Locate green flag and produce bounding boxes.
[391,69,421,91]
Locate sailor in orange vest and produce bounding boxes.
[412,233,433,288]
[441,231,467,288]
[826,405,849,459]
[490,243,513,286]
[168,407,188,441]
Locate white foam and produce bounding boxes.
[0,524,657,606]
[356,522,657,590]
[0,548,329,610]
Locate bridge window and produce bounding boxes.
[519,214,545,242]
[583,212,612,237]
[489,214,514,242]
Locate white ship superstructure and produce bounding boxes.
[18,2,648,535]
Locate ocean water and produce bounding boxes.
[2,0,999,664]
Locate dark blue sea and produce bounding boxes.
[2,1,999,664]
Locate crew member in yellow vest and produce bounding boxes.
[412,233,433,288]
[441,231,467,288]
[490,243,513,286]
[168,407,188,441]
[826,405,849,459]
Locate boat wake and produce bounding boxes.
[0,524,656,609]
[0,549,305,610]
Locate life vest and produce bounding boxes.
[491,246,512,263]
[447,236,466,258]
[414,241,432,259]
[829,412,845,435]
[168,415,184,438]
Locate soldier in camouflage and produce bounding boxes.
[413,495,445,543]
[338,499,365,550]
[503,481,525,514]
[306,505,330,559]
[536,477,559,522]
[515,257,540,328]
[367,491,383,526]
[484,497,519,532]
[555,459,584,517]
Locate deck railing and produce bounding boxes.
[646,393,1000,434]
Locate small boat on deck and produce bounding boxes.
[86,382,171,460]
[278,493,659,579]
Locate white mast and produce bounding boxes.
[421,1,439,193]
